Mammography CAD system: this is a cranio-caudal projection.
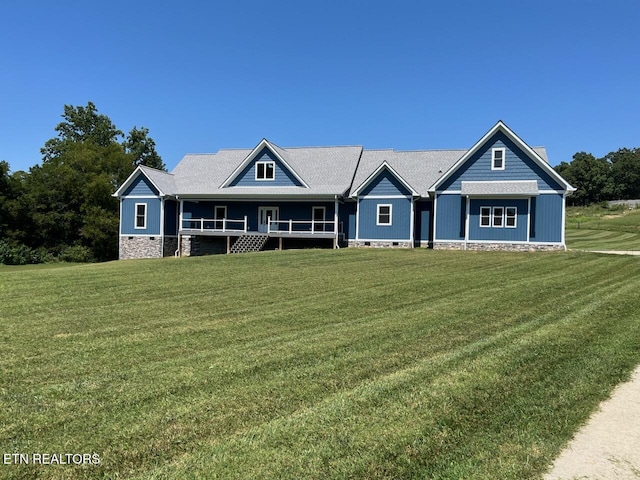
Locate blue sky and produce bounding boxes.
[1,0,638,172]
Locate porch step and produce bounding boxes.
[230,234,269,254]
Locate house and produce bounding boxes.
[113,121,575,259]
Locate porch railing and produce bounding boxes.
[267,218,337,234]
[181,217,248,233]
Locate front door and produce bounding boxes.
[258,207,279,233]
[214,206,227,230]
[312,206,326,232]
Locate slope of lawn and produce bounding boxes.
[566,204,640,251]
[1,249,639,479]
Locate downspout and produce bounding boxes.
[410,196,415,248]
[464,195,470,250]
[334,195,340,249]
[160,197,165,258]
[175,196,182,257]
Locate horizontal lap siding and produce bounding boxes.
[361,170,412,196]
[121,198,161,235]
[435,194,465,241]
[439,132,563,192]
[358,197,411,240]
[531,194,563,243]
[122,175,159,196]
[229,148,304,187]
[468,199,528,242]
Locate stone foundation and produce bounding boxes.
[180,235,200,257]
[433,242,565,252]
[119,236,162,259]
[348,240,412,248]
[163,237,179,257]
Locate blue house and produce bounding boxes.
[114,121,575,259]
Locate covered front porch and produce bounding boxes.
[177,199,343,255]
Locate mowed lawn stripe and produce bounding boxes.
[0,250,639,479]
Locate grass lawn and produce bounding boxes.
[566,204,640,251]
[1,249,639,479]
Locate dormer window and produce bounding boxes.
[255,161,275,181]
[492,148,505,170]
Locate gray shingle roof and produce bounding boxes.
[139,165,176,195]
[351,149,466,196]
[171,145,363,196]
[460,180,539,196]
[151,141,550,198]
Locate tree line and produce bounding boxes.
[0,102,164,264]
[554,149,640,206]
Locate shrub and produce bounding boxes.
[0,240,36,265]
[58,245,95,263]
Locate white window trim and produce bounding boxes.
[491,147,506,171]
[505,206,517,228]
[134,203,147,229]
[492,206,505,228]
[479,205,517,229]
[479,206,492,228]
[376,204,393,226]
[255,161,275,181]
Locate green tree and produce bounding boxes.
[554,152,614,205]
[125,126,166,170]
[20,102,164,262]
[605,148,640,200]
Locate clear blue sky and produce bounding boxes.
[1,0,638,172]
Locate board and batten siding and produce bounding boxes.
[434,194,466,241]
[164,200,178,235]
[414,200,432,244]
[467,198,528,242]
[121,198,162,235]
[438,132,564,192]
[358,197,412,240]
[228,148,304,187]
[530,194,564,243]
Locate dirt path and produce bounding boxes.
[587,250,640,256]
[544,365,640,479]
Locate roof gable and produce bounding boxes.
[220,139,308,188]
[351,161,418,197]
[113,165,175,198]
[429,121,575,193]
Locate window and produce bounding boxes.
[492,148,505,170]
[134,203,147,229]
[492,207,504,227]
[480,207,491,227]
[481,205,517,228]
[255,161,275,180]
[505,207,517,228]
[377,204,392,226]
